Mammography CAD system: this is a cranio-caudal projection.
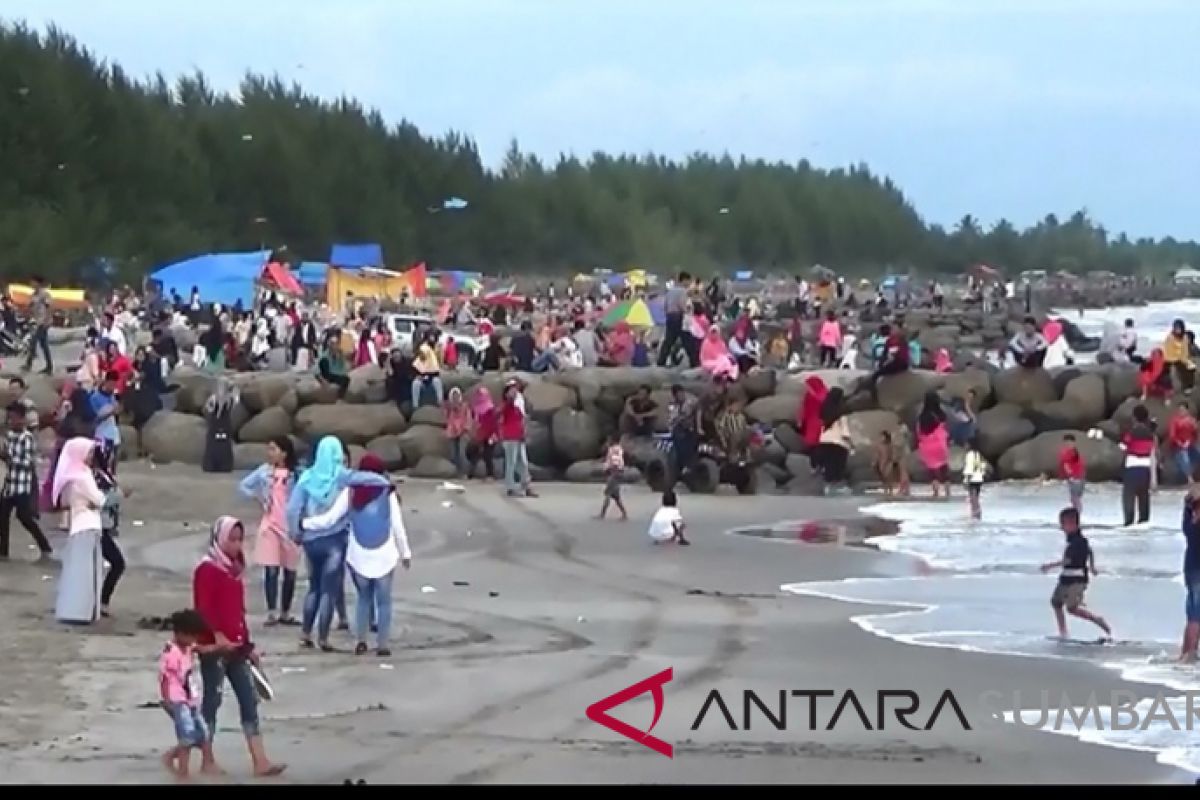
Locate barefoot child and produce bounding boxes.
[1058,433,1086,513]
[873,430,910,497]
[963,437,988,520]
[598,435,628,520]
[1040,507,1112,641]
[159,609,211,779]
[647,489,690,546]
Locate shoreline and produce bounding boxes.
[0,465,1194,783]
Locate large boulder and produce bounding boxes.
[1103,365,1141,414]
[551,407,603,462]
[843,410,907,451]
[620,435,664,469]
[875,370,941,415]
[564,460,641,483]
[396,424,449,464]
[233,443,269,471]
[410,455,459,480]
[1111,396,1172,438]
[756,464,789,493]
[238,406,293,443]
[409,405,446,427]
[346,364,389,404]
[773,423,804,454]
[997,430,1124,481]
[523,380,576,419]
[117,425,140,461]
[174,372,217,415]
[739,368,777,400]
[365,435,406,470]
[745,394,800,426]
[977,403,1036,460]
[295,376,340,407]
[240,375,292,414]
[777,370,868,396]
[992,368,1058,408]
[752,440,788,468]
[293,402,407,445]
[940,368,993,407]
[526,420,555,466]
[1025,373,1107,434]
[17,374,61,422]
[141,411,208,465]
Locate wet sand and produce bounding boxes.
[0,464,1192,784]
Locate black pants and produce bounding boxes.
[735,354,757,374]
[469,441,496,478]
[671,427,699,479]
[24,324,52,371]
[320,367,351,399]
[819,345,838,367]
[658,313,684,366]
[1173,362,1195,392]
[0,493,51,557]
[101,530,125,606]
[1122,466,1151,526]
[812,444,849,483]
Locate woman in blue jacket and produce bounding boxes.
[286,436,389,651]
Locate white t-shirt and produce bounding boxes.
[647,506,683,542]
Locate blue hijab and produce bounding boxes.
[297,436,346,506]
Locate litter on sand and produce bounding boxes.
[466,530,473,537]
[441,501,453,508]
[439,481,466,493]
[379,664,395,671]
[488,591,499,598]
[132,520,145,527]
[577,616,587,623]
[421,585,437,594]
[452,581,470,587]
[280,667,307,675]
[41,575,51,581]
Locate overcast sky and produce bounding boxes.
[5,0,1199,239]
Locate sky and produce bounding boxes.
[5,0,1199,239]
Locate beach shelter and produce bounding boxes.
[329,243,383,268]
[259,262,303,296]
[7,284,89,310]
[296,262,329,287]
[324,262,427,308]
[151,250,269,307]
[600,298,664,327]
[624,269,648,288]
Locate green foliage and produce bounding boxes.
[1,22,1198,281]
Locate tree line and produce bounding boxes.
[1,22,1198,285]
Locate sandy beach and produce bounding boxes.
[0,464,1191,785]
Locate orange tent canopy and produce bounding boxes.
[261,262,303,295]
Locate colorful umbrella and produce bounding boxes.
[601,298,664,327]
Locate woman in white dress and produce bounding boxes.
[53,437,106,624]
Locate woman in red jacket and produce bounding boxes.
[797,375,829,453]
[193,516,285,777]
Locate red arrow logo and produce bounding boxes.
[585,668,674,758]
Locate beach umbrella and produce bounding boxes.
[601,298,663,327]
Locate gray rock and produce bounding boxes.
[366,435,406,470]
[526,420,555,466]
[1111,396,1171,438]
[551,407,603,462]
[174,373,217,415]
[843,410,907,451]
[773,423,804,454]
[410,405,446,427]
[278,389,299,416]
[745,394,799,426]
[753,440,788,467]
[757,461,790,485]
[977,403,1036,460]
[141,411,208,465]
[117,425,140,460]
[396,424,449,464]
[1103,365,1141,414]
[528,463,559,482]
[997,430,1124,481]
[777,370,868,396]
[410,455,459,479]
[295,376,341,406]
[785,453,814,478]
[940,368,992,407]
[620,435,664,469]
[233,443,269,471]
[293,402,407,445]
[238,406,293,443]
[739,368,777,400]
[992,367,1058,407]
[875,370,940,414]
[1026,373,1106,433]
[523,380,576,419]
[240,376,292,413]
[564,460,641,483]
[346,364,389,404]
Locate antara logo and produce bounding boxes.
[585,668,675,758]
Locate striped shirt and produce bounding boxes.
[2,429,37,497]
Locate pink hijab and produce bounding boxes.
[700,325,739,381]
[470,385,495,417]
[51,437,96,506]
[1043,319,1063,344]
[934,348,952,373]
[203,515,246,577]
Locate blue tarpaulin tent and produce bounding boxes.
[150,250,269,306]
[330,243,383,268]
[297,261,329,287]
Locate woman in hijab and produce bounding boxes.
[811,388,852,487]
[301,453,412,656]
[200,317,226,373]
[727,321,760,374]
[468,386,499,480]
[444,387,470,477]
[934,348,953,373]
[192,516,286,777]
[75,334,102,391]
[353,327,375,369]
[52,438,106,624]
[1139,348,1172,400]
[318,335,351,400]
[102,339,135,396]
[1163,318,1195,393]
[605,321,635,366]
[700,324,740,382]
[798,375,829,453]
[202,378,238,473]
[250,319,271,369]
[916,391,950,499]
[285,436,390,651]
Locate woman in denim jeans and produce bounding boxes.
[192,516,285,777]
[286,436,390,651]
[499,381,536,497]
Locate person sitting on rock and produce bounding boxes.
[1009,316,1048,368]
[1163,319,1195,395]
[621,385,658,437]
[1139,348,1172,400]
[727,324,760,375]
[411,331,444,409]
[700,325,739,382]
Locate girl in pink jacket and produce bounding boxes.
[817,311,843,368]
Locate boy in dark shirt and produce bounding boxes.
[1040,507,1112,642]
[509,322,536,372]
[1180,493,1200,662]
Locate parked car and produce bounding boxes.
[382,313,490,367]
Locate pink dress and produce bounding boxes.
[253,468,299,570]
[916,422,950,470]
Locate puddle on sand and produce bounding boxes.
[729,517,898,548]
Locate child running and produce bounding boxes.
[597,435,628,521]
[1039,507,1113,642]
[158,609,211,779]
[647,489,690,546]
[1058,433,1086,513]
[962,437,988,520]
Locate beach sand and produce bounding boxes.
[0,464,1191,784]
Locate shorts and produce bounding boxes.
[1051,582,1087,610]
[929,464,950,482]
[1186,571,1200,624]
[604,473,622,500]
[164,702,208,747]
[1067,479,1085,502]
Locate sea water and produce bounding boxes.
[782,482,1200,774]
